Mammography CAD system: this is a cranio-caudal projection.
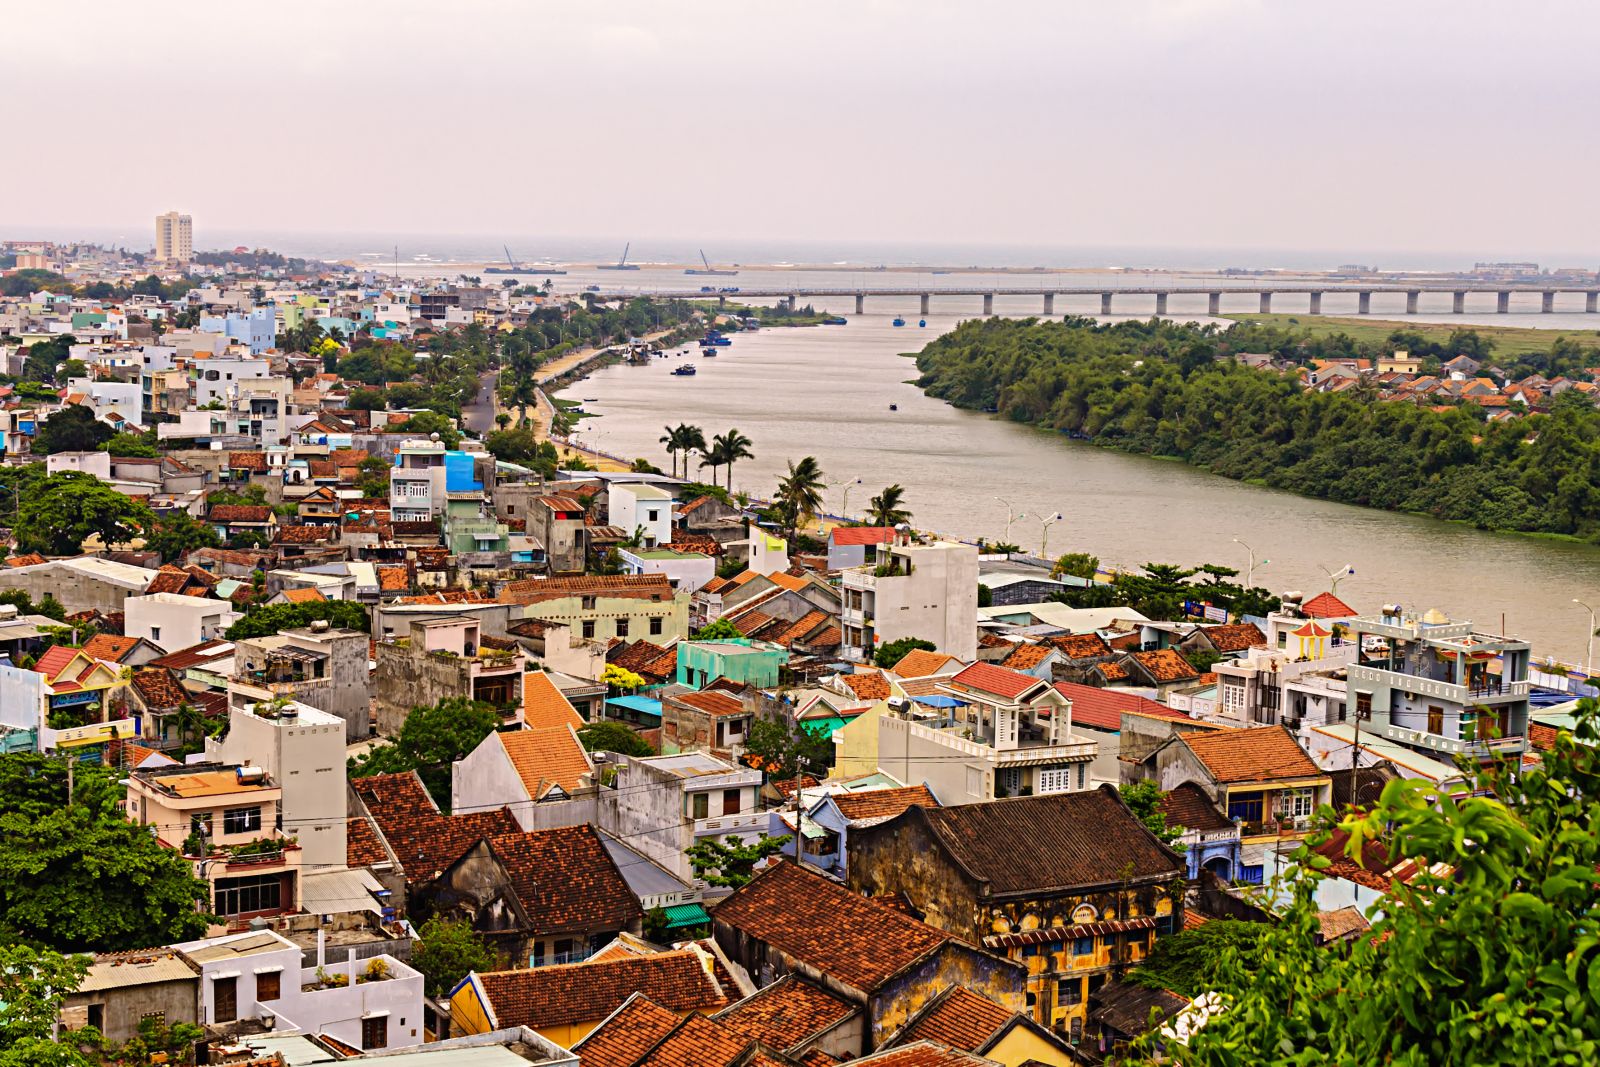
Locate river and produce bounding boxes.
[555,305,1600,665]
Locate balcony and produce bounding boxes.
[1378,722,1526,759]
[1347,664,1528,706]
[693,811,768,838]
[887,715,1098,766]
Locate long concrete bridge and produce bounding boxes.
[587,283,1600,317]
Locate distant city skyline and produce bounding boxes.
[5,1,1597,261]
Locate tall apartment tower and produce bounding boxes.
[154,211,192,263]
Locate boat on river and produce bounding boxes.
[892,317,906,327]
[673,364,697,376]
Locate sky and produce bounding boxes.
[6,0,1598,263]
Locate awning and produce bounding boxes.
[299,867,385,915]
[661,903,711,928]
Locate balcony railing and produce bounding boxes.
[1348,665,1528,705]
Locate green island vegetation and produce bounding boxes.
[1224,312,1600,360]
[914,316,1600,539]
[709,300,833,327]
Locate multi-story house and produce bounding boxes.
[607,482,676,547]
[527,494,589,575]
[373,616,528,734]
[876,662,1098,805]
[598,751,764,897]
[1211,610,1359,728]
[847,788,1186,1042]
[389,438,447,521]
[1343,606,1531,763]
[840,535,979,662]
[502,573,689,644]
[228,623,372,742]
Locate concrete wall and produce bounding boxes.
[0,563,148,615]
[597,759,691,884]
[875,715,986,805]
[61,978,200,1045]
[373,641,473,736]
[870,944,1027,1051]
[211,706,349,869]
[520,593,689,645]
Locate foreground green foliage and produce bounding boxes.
[686,833,791,889]
[740,716,835,780]
[1130,919,1269,1000]
[0,754,213,951]
[1156,701,1600,1065]
[1120,780,1185,847]
[226,599,370,639]
[915,317,1600,537]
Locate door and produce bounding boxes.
[214,975,238,1023]
[1427,705,1443,736]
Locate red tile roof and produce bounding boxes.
[1300,591,1356,619]
[712,861,951,992]
[82,634,140,663]
[1128,649,1200,684]
[498,726,593,799]
[845,1043,998,1067]
[279,587,326,604]
[829,526,897,547]
[5,553,46,568]
[351,772,519,883]
[523,670,584,730]
[475,948,726,1029]
[571,994,681,1067]
[948,661,1041,701]
[627,1013,750,1067]
[209,504,273,523]
[130,668,189,710]
[673,690,748,718]
[482,825,641,934]
[713,973,860,1052]
[895,986,1014,1051]
[1194,622,1266,653]
[274,524,335,544]
[1157,781,1233,833]
[888,648,961,678]
[346,816,390,868]
[829,785,940,826]
[1182,725,1323,783]
[1000,643,1054,671]
[32,645,85,683]
[839,671,891,701]
[1053,681,1185,731]
[148,639,232,670]
[228,451,268,472]
[502,573,676,605]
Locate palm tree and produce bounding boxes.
[713,429,753,490]
[867,484,911,528]
[699,436,726,486]
[776,456,825,536]
[660,425,682,478]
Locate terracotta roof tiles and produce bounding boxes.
[351,772,519,882]
[82,634,140,663]
[483,825,641,934]
[523,670,584,730]
[673,690,748,718]
[1182,725,1322,783]
[502,573,675,605]
[829,526,897,547]
[896,986,1013,1051]
[839,671,891,701]
[1301,592,1357,619]
[498,726,593,800]
[1195,622,1266,653]
[948,661,1041,701]
[209,504,273,523]
[1044,632,1113,660]
[829,785,940,826]
[889,648,961,678]
[1128,648,1200,683]
[280,587,326,604]
[571,994,681,1067]
[130,668,188,710]
[712,975,860,1052]
[1053,680,1185,731]
[228,451,267,472]
[999,643,1054,671]
[475,948,725,1030]
[346,816,390,868]
[1157,781,1234,833]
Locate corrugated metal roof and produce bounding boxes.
[79,949,200,991]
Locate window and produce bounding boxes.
[691,792,709,819]
[1073,936,1094,956]
[1227,795,1263,824]
[151,626,161,642]
[647,509,659,522]
[1060,976,1083,1005]
[582,620,596,639]
[722,788,741,815]
[1355,692,1372,721]
[361,1016,388,1050]
[256,971,281,1000]
[532,942,546,967]
[190,813,214,839]
[1279,789,1314,819]
[554,938,576,964]
[1036,767,1071,794]
[87,1004,104,1031]
[214,975,238,1023]
[649,616,664,636]
[1077,763,1087,790]
[213,873,281,917]
[224,806,261,835]
[615,618,629,638]
[1427,704,1444,736]
[581,596,597,610]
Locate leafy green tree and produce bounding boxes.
[389,411,460,449]
[1118,780,1185,847]
[1127,919,1268,998]
[349,697,500,809]
[711,429,754,490]
[411,917,498,998]
[14,471,153,555]
[866,483,911,528]
[21,334,77,383]
[577,720,655,758]
[1160,700,1600,1065]
[0,753,213,950]
[1051,552,1100,580]
[355,455,392,499]
[31,405,112,454]
[740,717,834,780]
[692,618,744,640]
[145,510,220,563]
[0,944,95,1067]
[874,636,936,669]
[686,833,792,889]
[977,583,993,608]
[100,430,159,458]
[225,599,370,639]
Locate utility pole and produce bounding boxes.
[66,754,75,807]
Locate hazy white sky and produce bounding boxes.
[7,0,1597,258]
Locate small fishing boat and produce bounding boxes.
[673,364,697,376]
[889,403,898,411]
[822,316,847,325]
[918,319,926,327]
[892,317,906,327]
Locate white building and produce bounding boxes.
[155,211,193,263]
[389,438,446,521]
[618,547,716,594]
[206,700,350,870]
[124,592,238,651]
[192,357,272,409]
[175,929,424,1052]
[840,535,979,662]
[607,483,675,548]
[598,752,764,897]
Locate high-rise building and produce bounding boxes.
[154,211,192,263]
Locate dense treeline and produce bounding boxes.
[914,317,1600,537]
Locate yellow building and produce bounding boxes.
[884,986,1077,1066]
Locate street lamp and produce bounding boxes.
[1574,598,1596,676]
[829,477,862,521]
[1038,513,1064,559]
[1232,538,1269,588]
[995,497,1026,546]
[1318,562,1355,595]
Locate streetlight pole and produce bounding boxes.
[1232,538,1268,588]
[1318,563,1355,595]
[1573,598,1596,676]
[1038,513,1063,560]
[995,497,1025,547]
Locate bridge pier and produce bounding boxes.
[1258,292,1272,313]
[1155,293,1168,316]
[1453,291,1466,314]
[1498,291,1510,313]
[1100,292,1113,316]
[1406,291,1419,315]
[920,293,931,316]
[1357,292,1371,315]
[718,295,726,308]
[1588,292,1598,313]
[1543,291,1556,313]
[1043,293,1054,315]
[1307,292,1321,315]
[1208,292,1221,316]
[855,294,864,315]
[982,294,993,316]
